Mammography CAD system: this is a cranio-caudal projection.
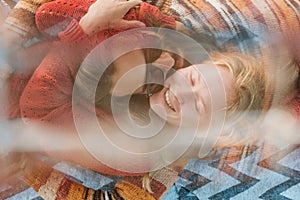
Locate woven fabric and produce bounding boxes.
[18,156,183,200]
[162,143,300,199]
[0,0,54,51]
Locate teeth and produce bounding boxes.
[165,90,175,111]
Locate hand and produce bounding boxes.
[79,0,145,35]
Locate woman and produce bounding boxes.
[1,0,217,177]
[6,0,299,176]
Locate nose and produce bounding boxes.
[161,52,175,66]
[153,52,175,78]
[165,67,198,97]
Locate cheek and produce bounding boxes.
[154,55,174,68]
[110,67,146,96]
[149,94,167,119]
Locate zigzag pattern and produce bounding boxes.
[207,147,260,199]
[163,144,300,199]
[258,145,300,200]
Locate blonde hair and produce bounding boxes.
[210,52,265,116]
[142,52,267,191]
[209,51,299,147]
[142,51,299,192]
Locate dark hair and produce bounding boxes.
[94,48,162,115]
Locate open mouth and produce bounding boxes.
[164,89,176,112]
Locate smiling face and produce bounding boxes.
[149,64,234,127]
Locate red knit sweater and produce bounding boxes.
[35,1,175,37]
[4,2,176,176]
[20,1,175,123]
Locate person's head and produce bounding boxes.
[148,50,299,148]
[75,28,217,115]
[76,48,183,114]
[149,51,266,132]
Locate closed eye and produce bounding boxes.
[195,92,206,114]
[192,69,206,114]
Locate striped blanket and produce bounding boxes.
[1,0,300,199]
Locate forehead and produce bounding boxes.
[194,64,233,91]
[194,64,234,127]
[190,64,234,113]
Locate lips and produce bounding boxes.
[164,89,175,111]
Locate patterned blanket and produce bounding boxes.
[1,0,300,199]
[2,144,300,199]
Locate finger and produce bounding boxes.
[122,0,142,10]
[110,19,145,30]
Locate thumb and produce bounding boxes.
[110,19,145,30]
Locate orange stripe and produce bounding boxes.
[273,0,300,38]
[230,0,266,25]
[23,159,53,192]
[65,180,87,200]
[54,178,73,200]
[201,0,229,31]
[116,181,156,200]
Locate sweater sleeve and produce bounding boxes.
[19,44,75,122]
[35,0,92,37]
[19,20,95,123]
[137,2,176,29]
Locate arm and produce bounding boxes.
[36,0,145,36]
[136,2,176,29]
[20,0,145,121]
[19,20,90,121]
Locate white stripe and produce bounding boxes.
[284,0,300,25]
[225,0,250,29]
[251,0,281,31]
[169,0,190,16]
[251,0,286,47]
[206,0,238,32]
[104,191,110,200]
[39,170,64,200]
